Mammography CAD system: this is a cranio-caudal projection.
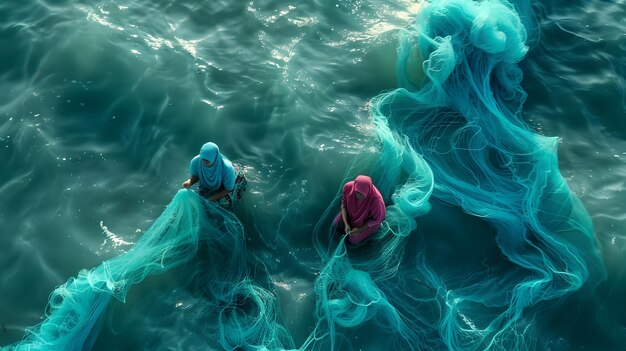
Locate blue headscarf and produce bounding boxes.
[190,142,236,191]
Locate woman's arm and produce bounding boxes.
[365,199,386,228]
[351,202,385,236]
[182,176,200,188]
[208,188,230,202]
[349,224,369,236]
[210,167,236,202]
[341,207,350,233]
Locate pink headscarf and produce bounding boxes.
[341,175,386,228]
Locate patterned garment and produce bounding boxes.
[198,165,247,210]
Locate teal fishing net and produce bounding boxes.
[309,0,606,350]
[9,190,293,350]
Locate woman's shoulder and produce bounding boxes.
[372,186,385,202]
[189,155,202,170]
[222,157,236,174]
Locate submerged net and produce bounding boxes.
[6,0,606,350]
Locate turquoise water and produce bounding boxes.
[1,0,625,350]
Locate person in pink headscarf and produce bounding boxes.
[333,175,386,245]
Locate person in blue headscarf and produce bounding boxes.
[182,142,246,209]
